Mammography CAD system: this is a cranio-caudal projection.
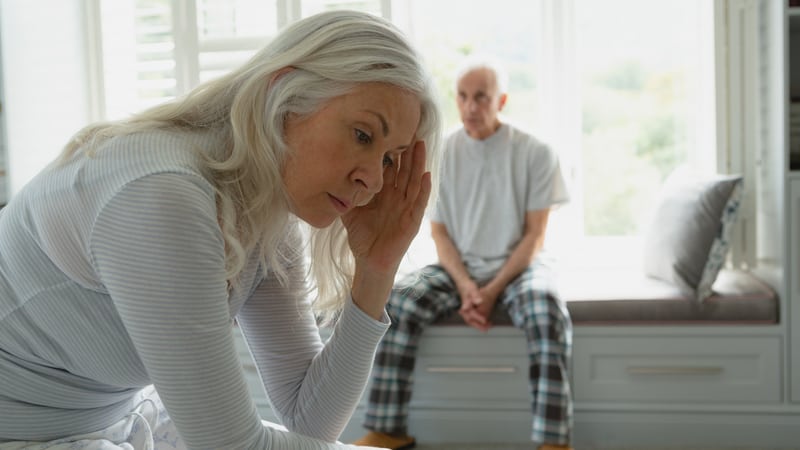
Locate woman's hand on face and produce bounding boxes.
[342,140,431,276]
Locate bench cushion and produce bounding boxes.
[561,268,777,324]
[433,268,778,326]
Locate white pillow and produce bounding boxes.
[642,174,743,303]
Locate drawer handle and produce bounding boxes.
[425,366,517,374]
[626,366,723,375]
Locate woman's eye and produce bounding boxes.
[355,129,372,145]
[383,154,394,168]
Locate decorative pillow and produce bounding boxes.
[642,174,743,303]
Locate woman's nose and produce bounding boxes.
[352,157,385,195]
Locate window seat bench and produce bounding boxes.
[432,268,779,326]
[239,267,789,447]
[339,267,787,447]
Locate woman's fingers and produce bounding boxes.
[411,171,431,223]
[401,142,430,226]
[403,141,426,201]
[382,160,398,196]
[395,139,416,190]
[376,140,427,210]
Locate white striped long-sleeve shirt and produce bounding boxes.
[0,129,389,449]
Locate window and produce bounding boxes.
[92,0,718,268]
[397,0,717,268]
[576,0,713,236]
[552,0,718,267]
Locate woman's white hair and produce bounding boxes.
[60,10,443,320]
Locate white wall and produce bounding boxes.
[0,0,91,196]
[0,33,7,203]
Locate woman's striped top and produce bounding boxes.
[0,129,389,449]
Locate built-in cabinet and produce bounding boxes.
[791,178,800,404]
[790,5,800,171]
[787,3,800,405]
[791,9,800,171]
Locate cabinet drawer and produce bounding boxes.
[573,336,781,403]
[410,354,530,407]
[410,332,530,407]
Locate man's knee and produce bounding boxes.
[386,266,459,326]
[512,291,568,324]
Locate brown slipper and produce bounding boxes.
[352,431,416,449]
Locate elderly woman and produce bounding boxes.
[0,10,441,450]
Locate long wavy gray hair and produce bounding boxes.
[60,10,443,318]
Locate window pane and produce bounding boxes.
[101,0,176,118]
[197,0,278,40]
[136,0,177,105]
[576,0,708,236]
[197,0,279,82]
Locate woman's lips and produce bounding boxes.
[328,194,351,213]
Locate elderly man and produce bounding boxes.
[354,58,573,450]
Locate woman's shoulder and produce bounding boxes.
[101,129,210,171]
[82,129,217,198]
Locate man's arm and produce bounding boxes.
[430,220,488,330]
[430,220,477,294]
[482,209,550,301]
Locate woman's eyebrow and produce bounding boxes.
[364,110,389,137]
[363,110,412,150]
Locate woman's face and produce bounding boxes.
[283,82,422,228]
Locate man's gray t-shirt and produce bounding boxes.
[431,123,569,282]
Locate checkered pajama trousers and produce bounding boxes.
[363,263,573,446]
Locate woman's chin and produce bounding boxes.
[298,214,337,229]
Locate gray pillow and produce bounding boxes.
[642,174,743,303]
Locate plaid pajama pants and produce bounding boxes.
[363,263,573,446]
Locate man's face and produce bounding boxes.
[456,67,507,140]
